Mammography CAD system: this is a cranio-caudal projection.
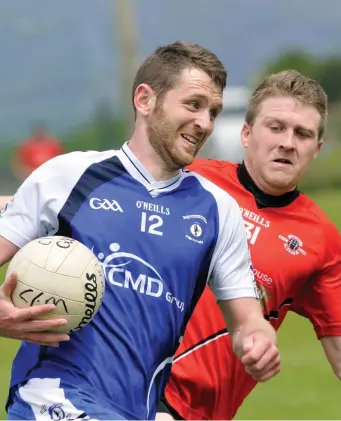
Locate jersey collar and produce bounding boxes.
[118,142,184,194]
[237,162,300,209]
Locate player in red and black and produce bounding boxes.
[158,70,341,420]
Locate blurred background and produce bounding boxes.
[0,0,340,419]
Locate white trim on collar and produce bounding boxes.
[118,142,183,192]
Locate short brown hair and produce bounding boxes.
[132,41,227,111]
[246,70,328,139]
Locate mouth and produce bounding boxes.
[272,158,293,165]
[181,134,200,146]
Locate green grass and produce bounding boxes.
[0,189,340,419]
[235,313,341,420]
[304,188,341,229]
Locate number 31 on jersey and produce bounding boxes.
[244,220,261,245]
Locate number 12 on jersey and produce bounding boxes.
[141,212,164,236]
[243,220,261,245]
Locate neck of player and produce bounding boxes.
[128,132,181,182]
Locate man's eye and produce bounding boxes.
[296,131,310,139]
[270,126,281,132]
[188,101,200,109]
[210,109,218,119]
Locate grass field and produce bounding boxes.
[0,188,340,420]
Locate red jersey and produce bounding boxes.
[165,159,341,420]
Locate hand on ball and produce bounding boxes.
[0,272,70,346]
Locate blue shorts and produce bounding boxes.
[7,378,127,420]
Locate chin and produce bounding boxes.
[173,151,196,168]
[269,178,296,193]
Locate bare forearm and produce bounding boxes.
[231,312,277,357]
[321,336,341,379]
[218,298,280,381]
[218,298,276,344]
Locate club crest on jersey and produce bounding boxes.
[183,214,207,244]
[278,234,306,256]
[47,403,66,420]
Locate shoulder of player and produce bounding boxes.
[51,149,118,166]
[298,193,341,246]
[187,158,237,174]
[185,170,240,215]
[32,149,119,175]
[186,159,238,188]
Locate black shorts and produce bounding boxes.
[157,397,184,420]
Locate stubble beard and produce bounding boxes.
[147,107,194,170]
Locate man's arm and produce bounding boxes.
[0,158,79,345]
[290,221,341,381]
[218,297,280,382]
[205,189,280,382]
[321,337,341,379]
[0,234,18,264]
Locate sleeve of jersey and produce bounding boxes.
[206,185,257,301]
[291,224,341,339]
[0,151,99,248]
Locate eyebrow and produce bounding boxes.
[265,117,317,137]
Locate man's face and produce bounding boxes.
[147,68,223,169]
[241,96,323,195]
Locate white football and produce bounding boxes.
[7,236,105,334]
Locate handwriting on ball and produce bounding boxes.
[72,272,98,332]
[38,237,75,249]
[19,289,69,313]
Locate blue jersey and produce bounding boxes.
[0,143,256,419]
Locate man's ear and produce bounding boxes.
[241,122,251,149]
[134,84,156,117]
[314,139,324,160]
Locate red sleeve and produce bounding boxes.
[291,222,341,339]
